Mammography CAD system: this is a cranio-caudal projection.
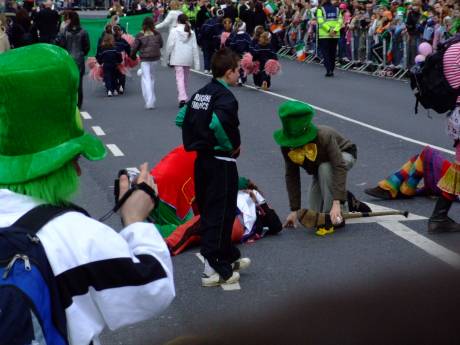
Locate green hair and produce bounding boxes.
[0,161,79,206]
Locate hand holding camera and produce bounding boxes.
[118,162,159,226]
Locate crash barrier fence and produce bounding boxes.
[277,27,416,80]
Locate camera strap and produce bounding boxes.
[99,182,159,222]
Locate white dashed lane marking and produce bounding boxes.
[92,126,106,136]
[80,111,92,119]
[106,144,125,157]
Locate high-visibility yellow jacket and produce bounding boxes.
[181,4,200,22]
[316,4,343,39]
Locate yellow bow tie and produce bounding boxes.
[288,143,318,165]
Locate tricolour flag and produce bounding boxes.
[295,43,306,61]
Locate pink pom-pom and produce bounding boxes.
[414,54,426,64]
[124,55,140,68]
[117,64,128,76]
[241,52,254,76]
[89,64,103,82]
[86,57,98,70]
[418,42,433,57]
[264,59,281,76]
[221,32,231,47]
[122,33,135,46]
[251,61,260,75]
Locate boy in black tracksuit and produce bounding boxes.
[176,48,250,287]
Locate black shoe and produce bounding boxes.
[428,197,460,233]
[179,100,186,108]
[428,217,460,233]
[325,72,332,77]
[364,186,394,200]
[347,191,372,213]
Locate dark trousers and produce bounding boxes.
[253,71,271,88]
[195,154,240,280]
[202,44,214,71]
[78,70,84,109]
[103,65,117,92]
[115,69,126,91]
[239,67,247,83]
[319,38,339,74]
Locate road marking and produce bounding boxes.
[195,253,241,290]
[92,126,105,136]
[379,221,460,270]
[80,111,92,119]
[106,144,124,157]
[191,69,455,156]
[346,202,426,224]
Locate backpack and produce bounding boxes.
[409,34,460,114]
[0,204,88,345]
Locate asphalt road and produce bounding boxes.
[74,55,460,345]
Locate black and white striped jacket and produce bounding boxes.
[0,190,175,345]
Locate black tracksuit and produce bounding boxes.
[228,31,252,83]
[180,79,241,280]
[251,42,278,88]
[96,47,122,93]
[199,17,223,70]
[114,36,131,92]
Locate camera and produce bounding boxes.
[114,167,140,202]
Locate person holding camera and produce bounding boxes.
[0,44,174,345]
[176,47,250,287]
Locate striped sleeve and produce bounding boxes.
[443,42,460,103]
[38,212,175,345]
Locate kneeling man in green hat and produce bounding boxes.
[273,101,369,233]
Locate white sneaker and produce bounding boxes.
[203,69,210,74]
[107,91,113,97]
[231,257,251,271]
[201,271,240,287]
[113,90,118,96]
[137,69,142,77]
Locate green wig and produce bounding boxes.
[0,161,79,206]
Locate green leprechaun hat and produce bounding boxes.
[273,101,317,148]
[0,44,106,184]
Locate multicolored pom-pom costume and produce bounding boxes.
[377,146,455,201]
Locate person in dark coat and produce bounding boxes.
[96,33,122,97]
[251,31,277,90]
[113,24,131,94]
[9,8,37,48]
[35,0,60,43]
[198,9,224,72]
[238,0,255,35]
[253,1,267,29]
[57,11,90,109]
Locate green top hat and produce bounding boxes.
[273,101,317,148]
[0,44,106,184]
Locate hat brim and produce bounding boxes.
[273,124,318,148]
[0,133,106,184]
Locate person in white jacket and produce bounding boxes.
[0,14,10,54]
[155,0,182,33]
[0,44,175,345]
[166,14,201,107]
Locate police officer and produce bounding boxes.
[316,0,342,77]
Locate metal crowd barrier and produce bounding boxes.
[277,27,413,81]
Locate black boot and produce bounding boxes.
[428,197,460,234]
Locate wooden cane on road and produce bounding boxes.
[297,208,410,229]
